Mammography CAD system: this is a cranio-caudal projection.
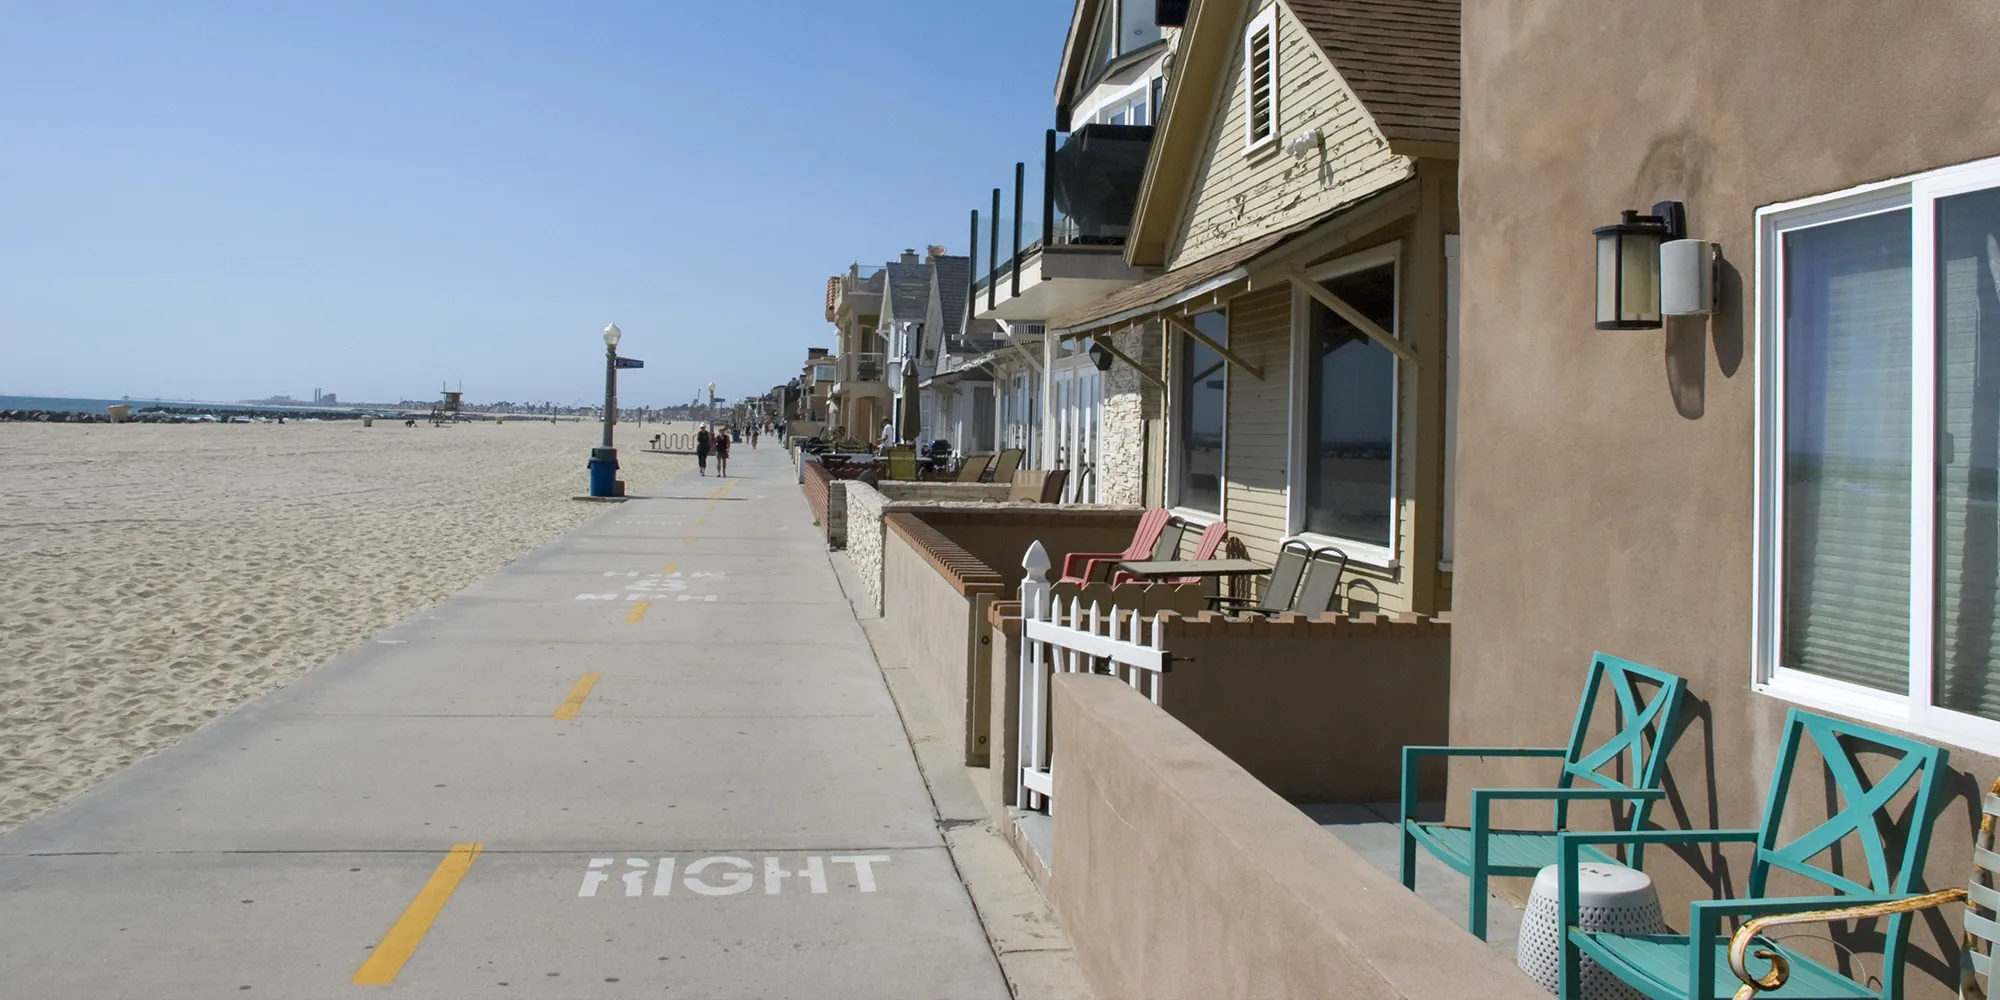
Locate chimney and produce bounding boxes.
[900,249,919,265]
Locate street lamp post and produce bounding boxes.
[602,323,621,447]
[588,323,623,498]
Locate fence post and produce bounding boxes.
[1019,541,1051,809]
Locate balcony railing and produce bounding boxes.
[841,353,885,383]
[968,124,1156,309]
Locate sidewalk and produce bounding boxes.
[0,448,1019,999]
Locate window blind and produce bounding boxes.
[1781,209,1913,694]
[1935,189,2000,720]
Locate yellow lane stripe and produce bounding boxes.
[552,672,602,720]
[625,601,651,624]
[684,535,696,547]
[352,843,482,985]
[662,560,678,575]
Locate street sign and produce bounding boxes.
[614,357,644,369]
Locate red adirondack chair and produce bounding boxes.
[1110,520,1229,586]
[1058,508,1172,586]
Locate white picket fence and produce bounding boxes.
[1016,541,1171,812]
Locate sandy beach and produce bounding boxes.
[0,419,693,832]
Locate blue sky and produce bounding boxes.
[0,1,1074,407]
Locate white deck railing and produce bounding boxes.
[1016,541,1170,812]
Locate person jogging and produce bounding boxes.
[714,427,732,477]
[695,425,712,476]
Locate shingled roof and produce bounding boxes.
[1286,0,1459,145]
[881,260,932,329]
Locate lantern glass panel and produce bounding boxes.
[1620,229,1662,324]
[1595,230,1622,325]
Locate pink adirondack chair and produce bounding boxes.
[1110,520,1229,587]
[1059,508,1172,586]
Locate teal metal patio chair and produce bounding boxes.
[1557,708,1951,1000]
[1400,652,1689,939]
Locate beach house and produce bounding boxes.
[824,263,886,442]
[1050,0,1459,615]
[1444,3,2000,996]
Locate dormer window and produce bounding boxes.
[1243,6,1278,153]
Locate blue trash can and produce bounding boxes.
[588,447,619,497]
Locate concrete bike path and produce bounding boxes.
[0,447,1012,999]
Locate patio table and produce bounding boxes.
[1114,559,1269,580]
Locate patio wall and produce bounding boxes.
[798,458,848,548]
[1155,611,1451,802]
[873,507,1151,767]
[984,604,1449,821]
[843,481,1014,615]
[1048,673,1548,1000]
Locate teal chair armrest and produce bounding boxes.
[1469,790,1669,850]
[1556,829,1760,1000]
[1398,746,1569,823]
[1402,745,1570,760]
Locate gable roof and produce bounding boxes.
[1286,0,1459,145]
[881,261,931,328]
[922,255,970,358]
[1125,0,1458,266]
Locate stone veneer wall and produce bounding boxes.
[842,481,1057,615]
[1096,320,1162,506]
[844,480,892,613]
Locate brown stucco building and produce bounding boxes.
[1455,3,2000,994]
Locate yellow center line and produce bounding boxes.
[662,560,678,575]
[696,517,708,526]
[352,843,482,985]
[684,535,697,547]
[552,672,602,720]
[624,601,651,624]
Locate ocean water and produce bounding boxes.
[0,395,384,415]
[0,395,136,414]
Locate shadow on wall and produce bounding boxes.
[1643,693,1990,995]
[1662,255,1745,420]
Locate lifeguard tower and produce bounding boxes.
[431,387,463,426]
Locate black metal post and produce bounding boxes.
[988,187,1000,311]
[1043,129,1057,248]
[1012,162,1024,298]
[602,344,616,448]
[967,209,978,328]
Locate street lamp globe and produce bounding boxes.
[603,323,622,347]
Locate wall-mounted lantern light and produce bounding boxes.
[1594,201,1686,330]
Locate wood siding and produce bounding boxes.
[1166,0,1413,272]
[1219,284,1292,570]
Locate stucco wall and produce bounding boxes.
[1048,673,1549,1000]
[1457,4,2000,995]
[882,527,994,765]
[1158,611,1450,802]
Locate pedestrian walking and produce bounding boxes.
[751,428,759,450]
[696,425,712,476]
[714,427,732,477]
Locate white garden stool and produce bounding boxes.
[1517,862,1668,999]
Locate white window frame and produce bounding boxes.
[1098,86,1150,127]
[1288,241,1402,569]
[1168,309,1229,519]
[1752,152,2000,757]
[1242,6,1279,155]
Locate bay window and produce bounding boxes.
[1755,155,2000,751]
